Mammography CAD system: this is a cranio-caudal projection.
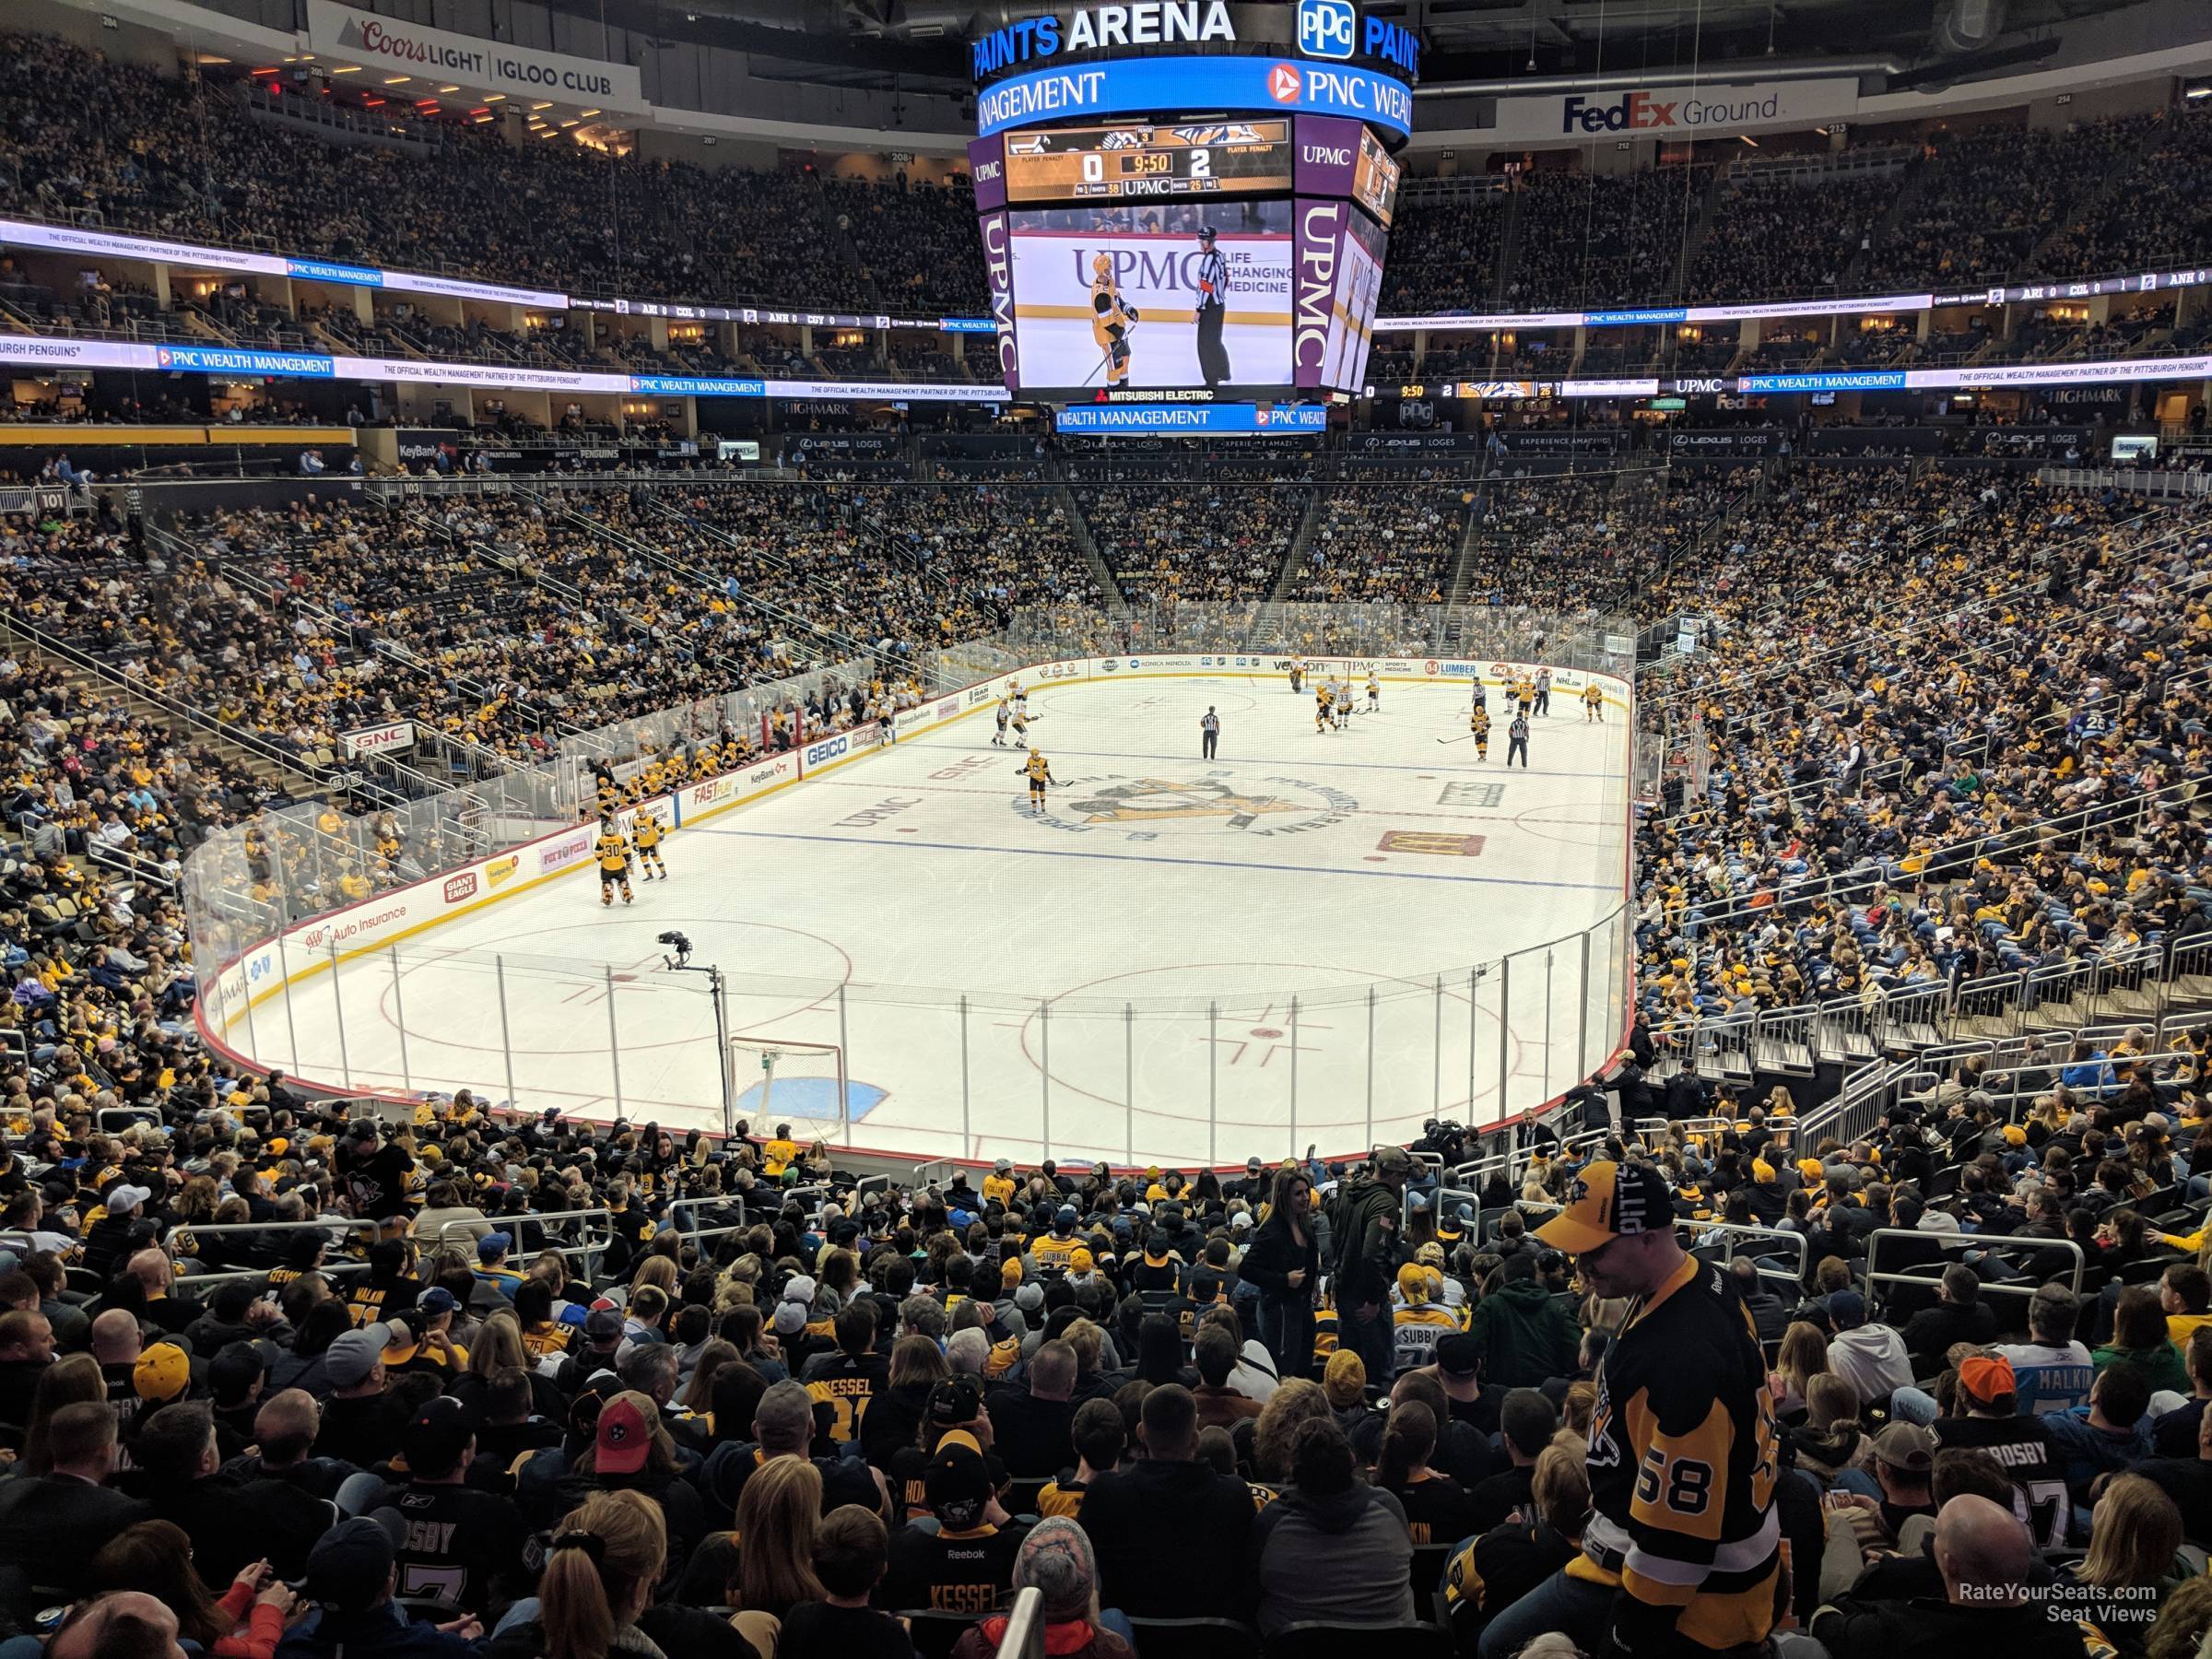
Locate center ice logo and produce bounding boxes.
[1019,771,1356,839]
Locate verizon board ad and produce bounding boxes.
[1007,202,1293,394]
[1292,197,1347,391]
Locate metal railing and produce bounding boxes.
[1863,1227,2085,1306]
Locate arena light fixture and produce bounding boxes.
[482,92,505,100]
[330,65,360,74]
[438,84,460,93]
[2188,83,2212,100]
[382,76,410,84]
[530,100,553,110]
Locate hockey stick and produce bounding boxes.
[1435,735,1472,746]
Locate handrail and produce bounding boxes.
[1863,1226,2084,1303]
[1685,1218,1809,1289]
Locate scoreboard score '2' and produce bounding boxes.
[1003,120,1293,202]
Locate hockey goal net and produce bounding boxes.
[726,1036,848,1135]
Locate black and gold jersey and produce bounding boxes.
[594,830,629,872]
[633,816,663,851]
[1471,707,1491,735]
[1569,1255,1782,1653]
[880,1521,1030,1614]
[1024,754,1052,783]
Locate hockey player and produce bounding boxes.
[1534,667,1552,717]
[1333,678,1351,730]
[594,817,633,907]
[1018,748,1057,815]
[632,812,666,882]
[1009,677,1027,714]
[1585,681,1606,723]
[994,698,1011,747]
[1288,656,1305,694]
[1089,254,1138,387]
[1314,679,1334,734]
[1366,672,1381,714]
[1470,701,1490,761]
[1010,708,1032,749]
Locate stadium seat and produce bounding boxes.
[1267,1618,1454,1659]
[1126,1615,1264,1659]
[898,1609,984,1659]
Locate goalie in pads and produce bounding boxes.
[1091,254,1138,387]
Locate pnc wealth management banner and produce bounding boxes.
[304,0,646,113]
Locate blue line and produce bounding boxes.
[690,823,1624,890]
[1015,739,1624,782]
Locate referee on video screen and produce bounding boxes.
[1194,226,1230,387]
[1472,1160,1782,1659]
[1201,706,1220,759]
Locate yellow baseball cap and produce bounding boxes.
[1535,1160,1676,1254]
[134,1342,191,1403]
[1396,1261,1430,1303]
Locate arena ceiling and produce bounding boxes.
[539,0,2146,97]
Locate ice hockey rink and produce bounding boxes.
[227,672,1631,1167]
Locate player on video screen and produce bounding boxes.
[1089,253,1138,386]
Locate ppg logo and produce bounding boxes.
[1298,0,1356,59]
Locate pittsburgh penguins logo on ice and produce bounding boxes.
[1018,771,1356,839]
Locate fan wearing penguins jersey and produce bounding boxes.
[1486,1161,1783,1659]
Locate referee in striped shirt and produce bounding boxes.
[1194,226,1230,387]
[1201,706,1221,759]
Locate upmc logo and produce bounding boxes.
[1269,64,1302,101]
[974,159,1002,182]
[1297,0,1355,59]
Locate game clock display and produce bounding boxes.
[1004,121,1293,202]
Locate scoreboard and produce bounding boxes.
[1003,121,1293,202]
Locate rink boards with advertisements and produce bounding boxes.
[200,653,1633,1169]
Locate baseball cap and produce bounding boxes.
[133,1341,191,1404]
[782,1276,818,1306]
[1372,1146,1415,1175]
[1535,1160,1675,1253]
[476,1231,512,1262]
[594,1394,654,1475]
[1395,1262,1431,1303]
[926,1373,986,1429]
[1872,1421,1935,1474]
[382,1311,425,1368]
[771,1301,807,1336]
[994,1158,1012,1173]
[1434,1332,1481,1384]
[418,1287,460,1315]
[1230,1212,1253,1232]
[1824,1289,1868,1329]
[1959,1354,2017,1407]
[324,1324,393,1389]
[1055,1204,1077,1228]
[584,1307,623,1345]
[304,1512,407,1612]
[2002,1124,2028,1147]
[207,1341,267,1404]
[1070,1247,1094,1272]
[926,1440,993,1531]
[105,1183,153,1215]
[1015,1282,1044,1314]
[405,1396,477,1473]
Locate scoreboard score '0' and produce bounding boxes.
[1003,121,1293,202]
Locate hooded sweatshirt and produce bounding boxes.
[1464,1279,1581,1389]
[1248,1483,1417,1638]
[1828,1322,1915,1409]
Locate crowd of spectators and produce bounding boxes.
[1072,483,1312,606]
[9,28,2212,337]
[1290,490,1468,604]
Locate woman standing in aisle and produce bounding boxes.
[1242,1164,1322,1381]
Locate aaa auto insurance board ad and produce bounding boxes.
[1007,200,1292,392]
